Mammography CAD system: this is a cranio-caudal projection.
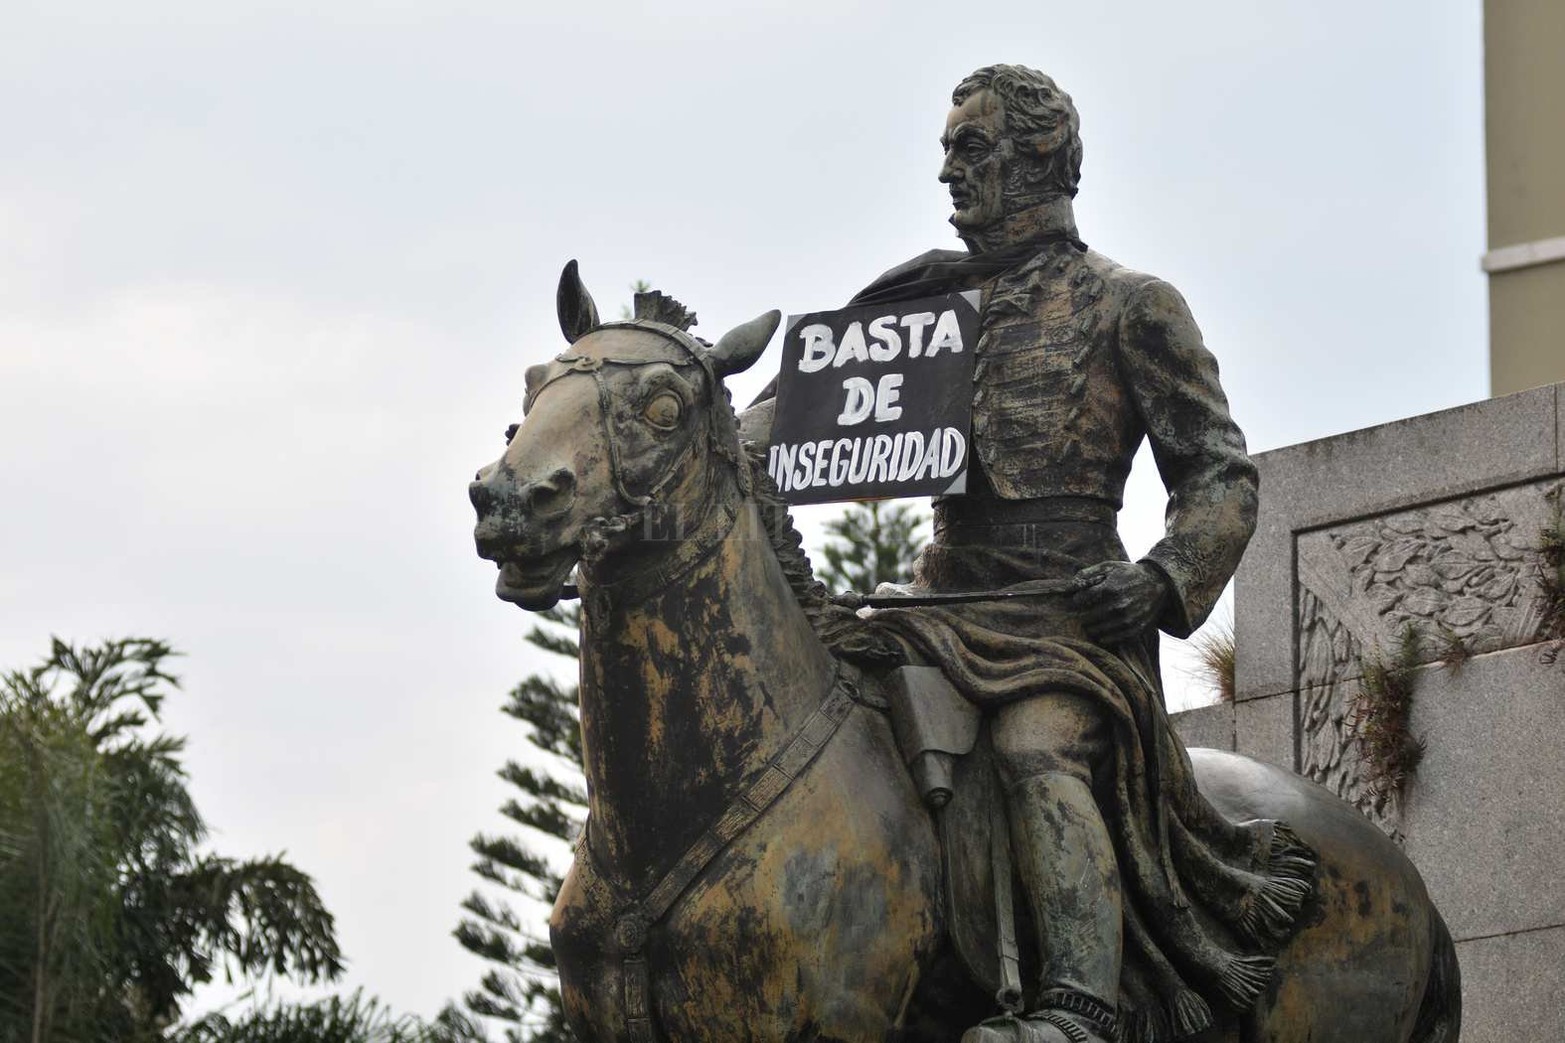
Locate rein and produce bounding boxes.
[560,579,1079,606]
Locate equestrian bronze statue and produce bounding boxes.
[469,64,1460,1043]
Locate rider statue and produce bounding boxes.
[748,64,1313,1043]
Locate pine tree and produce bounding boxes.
[450,606,582,1043]
[815,500,928,594]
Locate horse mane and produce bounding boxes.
[613,287,877,649]
[699,373,830,616]
[703,375,859,643]
[740,439,831,614]
[738,435,901,662]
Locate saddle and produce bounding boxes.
[887,666,1030,1011]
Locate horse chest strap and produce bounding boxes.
[622,955,655,1043]
[645,673,855,920]
[592,670,858,1039]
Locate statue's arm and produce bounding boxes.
[1116,277,1258,638]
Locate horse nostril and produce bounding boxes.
[528,467,577,512]
[469,479,494,512]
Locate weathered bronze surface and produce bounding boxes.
[469,64,1461,1043]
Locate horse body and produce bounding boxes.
[1189,750,1452,1043]
[552,503,944,1041]
[469,264,1459,1043]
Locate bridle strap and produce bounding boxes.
[588,364,655,509]
[526,321,727,519]
[522,322,753,601]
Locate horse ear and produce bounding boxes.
[556,259,601,344]
[705,309,780,378]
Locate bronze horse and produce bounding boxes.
[469,264,1461,1043]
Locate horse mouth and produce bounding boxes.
[494,547,579,609]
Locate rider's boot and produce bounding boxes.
[962,772,1121,1043]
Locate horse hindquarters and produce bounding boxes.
[1409,908,1461,1043]
[1191,750,1449,1043]
[553,707,945,1043]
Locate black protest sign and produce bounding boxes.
[767,290,978,505]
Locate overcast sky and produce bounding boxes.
[0,0,1486,1025]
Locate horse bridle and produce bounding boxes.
[524,322,747,594]
[528,319,736,505]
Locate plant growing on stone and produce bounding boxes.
[1431,623,1472,673]
[1347,625,1426,803]
[1533,502,1565,661]
[1189,611,1236,703]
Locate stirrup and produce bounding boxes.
[1024,1011,1093,1043]
[1026,988,1118,1043]
[959,1010,1108,1043]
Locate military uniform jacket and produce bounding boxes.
[743,236,1258,638]
[863,239,1258,638]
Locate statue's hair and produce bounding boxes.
[953,64,1083,198]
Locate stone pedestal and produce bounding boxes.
[1172,382,1565,1042]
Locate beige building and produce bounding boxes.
[1485,0,1565,395]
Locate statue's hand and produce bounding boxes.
[1069,561,1171,645]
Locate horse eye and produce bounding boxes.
[644,392,682,430]
[503,423,519,443]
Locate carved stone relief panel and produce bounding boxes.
[1294,480,1562,837]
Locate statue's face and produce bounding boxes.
[939,89,1007,235]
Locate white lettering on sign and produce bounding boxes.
[836,373,904,426]
[901,312,936,358]
[836,377,874,425]
[925,309,965,356]
[873,373,903,422]
[832,323,869,367]
[797,324,835,373]
[771,289,977,504]
[867,316,901,361]
[767,427,968,494]
[793,309,963,370]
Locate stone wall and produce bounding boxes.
[1171,382,1565,1043]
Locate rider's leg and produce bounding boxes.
[975,693,1121,1043]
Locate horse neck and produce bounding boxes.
[575,484,837,893]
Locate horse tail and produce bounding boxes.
[1410,906,1461,1043]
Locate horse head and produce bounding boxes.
[471,260,780,610]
